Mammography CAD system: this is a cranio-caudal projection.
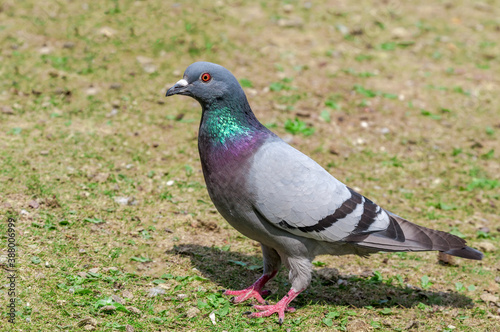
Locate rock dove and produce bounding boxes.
[166,62,483,324]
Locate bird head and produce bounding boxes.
[166,62,245,107]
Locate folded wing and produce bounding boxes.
[249,140,482,260]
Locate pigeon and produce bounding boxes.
[166,62,483,324]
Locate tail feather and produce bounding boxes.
[346,211,483,260]
[444,247,483,260]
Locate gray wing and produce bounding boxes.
[248,140,393,243]
[247,140,483,261]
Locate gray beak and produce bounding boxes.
[166,78,189,97]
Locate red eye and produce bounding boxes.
[201,73,211,82]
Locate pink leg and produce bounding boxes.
[223,271,277,304]
[247,288,302,325]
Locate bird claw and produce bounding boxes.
[223,288,267,304]
[243,288,301,324]
[247,303,295,324]
[253,303,296,313]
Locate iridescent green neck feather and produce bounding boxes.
[198,103,273,182]
[202,107,253,145]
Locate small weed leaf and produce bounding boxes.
[217,302,230,317]
[270,78,294,92]
[417,302,428,310]
[476,230,491,239]
[285,118,315,136]
[83,217,105,224]
[228,260,247,267]
[453,86,471,96]
[94,297,128,313]
[239,78,253,88]
[322,318,333,327]
[323,310,341,326]
[94,297,113,309]
[355,54,374,61]
[382,92,398,99]
[197,299,209,309]
[74,287,92,295]
[370,271,383,283]
[466,178,499,191]
[379,308,393,315]
[449,227,467,239]
[141,230,152,240]
[9,127,22,135]
[320,110,331,123]
[480,149,494,160]
[420,109,441,120]
[420,275,433,289]
[150,317,165,324]
[159,191,173,201]
[353,84,377,98]
[382,156,403,168]
[326,311,341,319]
[427,201,456,211]
[152,279,166,284]
[485,126,495,136]
[379,42,396,50]
[184,164,193,177]
[452,148,462,156]
[197,293,229,311]
[312,261,327,267]
[130,256,152,263]
[325,100,340,110]
[109,248,122,260]
[396,274,405,287]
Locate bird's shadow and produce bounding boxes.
[168,244,475,309]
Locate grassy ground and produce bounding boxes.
[0,0,499,331]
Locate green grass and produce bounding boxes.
[0,0,499,331]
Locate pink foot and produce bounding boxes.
[224,288,270,304]
[247,288,301,325]
[223,272,276,304]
